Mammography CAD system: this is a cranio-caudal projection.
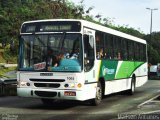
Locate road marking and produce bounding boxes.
[137,94,160,108]
[117,110,160,120]
[143,110,160,114]
[149,100,160,103]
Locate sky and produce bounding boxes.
[69,0,160,34]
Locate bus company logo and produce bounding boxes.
[102,66,115,76]
[40,73,53,76]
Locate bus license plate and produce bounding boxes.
[64,91,76,96]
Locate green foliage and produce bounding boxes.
[0,0,83,43]
[0,0,160,64]
[2,45,17,63]
[110,26,145,38]
[144,32,160,64]
[0,67,17,78]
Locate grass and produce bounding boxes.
[0,67,17,78]
[0,57,5,63]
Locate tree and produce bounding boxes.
[0,0,160,64]
[144,32,160,64]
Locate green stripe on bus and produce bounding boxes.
[115,61,144,79]
[97,60,102,81]
[99,60,118,80]
[98,60,144,81]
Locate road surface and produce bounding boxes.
[0,80,160,120]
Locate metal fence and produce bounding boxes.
[0,78,17,96]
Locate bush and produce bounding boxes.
[3,45,17,63]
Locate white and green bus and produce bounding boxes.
[17,19,148,105]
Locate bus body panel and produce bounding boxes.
[17,86,96,101]
[18,19,148,102]
[17,71,97,101]
[95,60,148,95]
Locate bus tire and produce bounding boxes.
[41,98,55,106]
[90,81,102,106]
[127,76,136,95]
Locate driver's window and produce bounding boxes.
[84,34,95,72]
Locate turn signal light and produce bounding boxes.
[77,83,82,88]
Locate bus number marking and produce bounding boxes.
[67,77,74,81]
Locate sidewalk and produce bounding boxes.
[0,63,17,68]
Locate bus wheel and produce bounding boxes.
[41,98,55,106]
[90,81,102,106]
[127,77,136,95]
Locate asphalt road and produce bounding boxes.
[0,80,160,120]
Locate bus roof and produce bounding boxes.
[22,19,146,44]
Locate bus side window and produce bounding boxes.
[96,31,104,59]
[143,45,147,61]
[105,34,114,59]
[121,39,128,60]
[134,42,140,61]
[83,34,95,72]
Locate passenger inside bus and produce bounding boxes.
[70,49,79,59]
[97,48,104,59]
[117,52,121,60]
[114,52,121,60]
[50,50,80,67]
[53,53,64,67]
[47,49,64,67]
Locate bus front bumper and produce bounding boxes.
[17,86,96,101]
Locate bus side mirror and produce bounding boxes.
[84,59,90,66]
[84,53,87,58]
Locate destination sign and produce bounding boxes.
[21,21,81,33]
[40,25,71,32]
[26,25,36,32]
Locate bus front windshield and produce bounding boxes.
[19,33,82,72]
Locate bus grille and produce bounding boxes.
[34,83,60,88]
[30,79,65,82]
[34,91,57,97]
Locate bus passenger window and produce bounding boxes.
[96,31,104,59]
[105,35,113,59]
[121,39,128,60]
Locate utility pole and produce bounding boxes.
[146,8,158,77]
[146,8,158,41]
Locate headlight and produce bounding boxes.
[70,83,75,88]
[20,81,27,86]
[19,81,30,87]
[64,83,82,88]
[64,83,75,88]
